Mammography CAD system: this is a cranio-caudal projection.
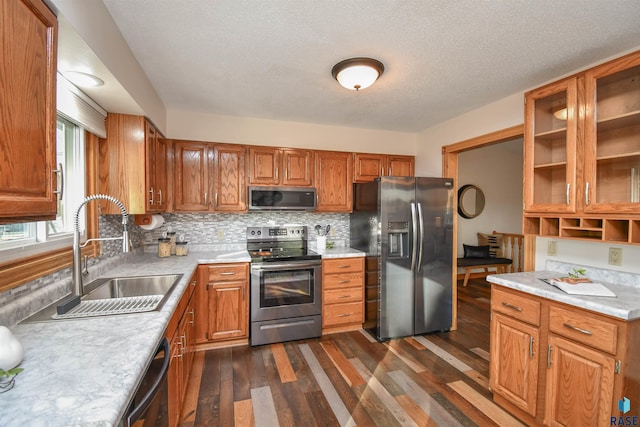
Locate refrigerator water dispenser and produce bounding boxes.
[387,221,409,258]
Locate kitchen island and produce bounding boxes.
[486,261,640,426]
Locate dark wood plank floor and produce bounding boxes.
[178,279,525,427]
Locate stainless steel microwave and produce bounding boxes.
[248,186,316,211]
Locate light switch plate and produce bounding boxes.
[609,247,622,266]
[547,241,557,256]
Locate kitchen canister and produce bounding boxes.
[158,237,171,257]
[176,241,188,256]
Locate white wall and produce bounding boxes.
[457,140,523,253]
[166,110,417,153]
[535,237,640,274]
[414,93,524,177]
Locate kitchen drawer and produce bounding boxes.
[491,287,541,326]
[323,272,363,290]
[323,301,364,327]
[207,263,248,282]
[324,287,363,305]
[549,305,618,354]
[323,258,364,274]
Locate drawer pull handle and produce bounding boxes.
[339,280,351,284]
[501,302,523,312]
[220,272,237,276]
[562,322,592,335]
[338,265,351,269]
[338,313,351,317]
[338,295,351,299]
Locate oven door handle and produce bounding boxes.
[126,337,170,427]
[251,261,321,271]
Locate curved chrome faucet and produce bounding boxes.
[72,194,130,296]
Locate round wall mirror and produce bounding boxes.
[458,184,485,219]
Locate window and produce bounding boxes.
[0,116,86,261]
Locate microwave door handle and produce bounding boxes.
[410,203,418,272]
[126,338,170,427]
[416,202,425,272]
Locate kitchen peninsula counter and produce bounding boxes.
[487,262,640,320]
[0,247,364,427]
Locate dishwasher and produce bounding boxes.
[120,338,170,427]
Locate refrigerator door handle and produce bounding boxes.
[410,202,418,272]
[416,202,425,272]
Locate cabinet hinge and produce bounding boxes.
[615,360,622,374]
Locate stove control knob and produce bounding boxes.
[257,230,261,235]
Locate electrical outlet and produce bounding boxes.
[216,229,225,240]
[609,247,623,266]
[547,241,557,256]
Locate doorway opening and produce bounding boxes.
[442,124,534,329]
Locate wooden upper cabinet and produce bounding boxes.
[387,155,415,177]
[354,153,415,182]
[213,144,246,212]
[248,146,313,187]
[174,141,211,211]
[315,151,353,212]
[173,141,246,212]
[99,114,167,214]
[248,146,280,185]
[523,50,640,216]
[282,148,314,186]
[353,153,385,182]
[0,0,58,221]
[582,51,640,214]
[524,77,579,214]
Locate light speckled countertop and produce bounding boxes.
[487,268,640,320]
[0,247,363,427]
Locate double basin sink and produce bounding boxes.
[22,274,183,323]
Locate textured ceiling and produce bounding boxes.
[98,0,640,133]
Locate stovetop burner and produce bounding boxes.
[246,226,321,263]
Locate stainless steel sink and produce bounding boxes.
[82,274,182,300]
[21,274,183,323]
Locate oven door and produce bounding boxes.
[250,260,322,322]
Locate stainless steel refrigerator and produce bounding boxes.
[351,177,454,340]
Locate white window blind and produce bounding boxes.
[56,73,107,138]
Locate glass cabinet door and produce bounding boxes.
[524,77,578,213]
[583,52,640,213]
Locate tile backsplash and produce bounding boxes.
[1,212,349,314]
[102,212,350,252]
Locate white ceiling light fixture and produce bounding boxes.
[62,71,105,88]
[331,57,384,91]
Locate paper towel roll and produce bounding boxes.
[139,214,165,230]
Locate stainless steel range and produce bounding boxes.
[247,226,322,346]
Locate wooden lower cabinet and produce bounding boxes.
[195,263,249,345]
[490,285,640,426]
[322,257,365,333]
[490,312,540,417]
[545,335,615,427]
[167,273,197,427]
